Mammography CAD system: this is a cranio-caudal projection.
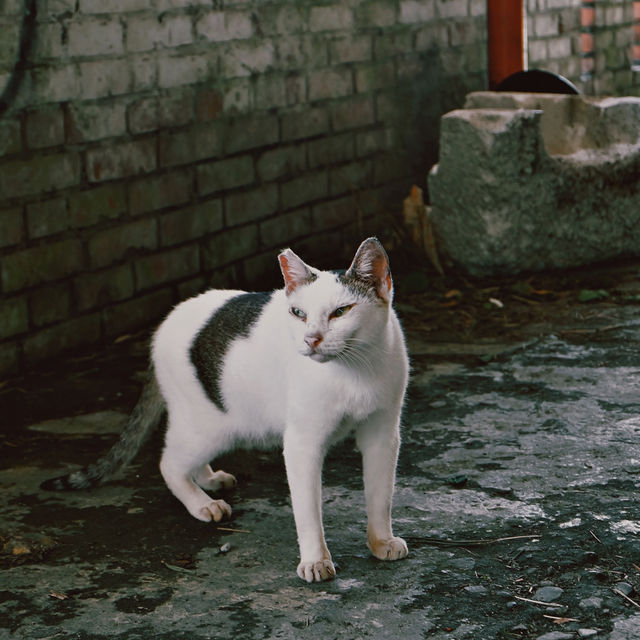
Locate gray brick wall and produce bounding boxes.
[6,0,634,378]
[0,0,490,376]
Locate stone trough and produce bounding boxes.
[427,91,640,276]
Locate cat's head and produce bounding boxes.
[278,238,393,364]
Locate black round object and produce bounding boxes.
[495,69,580,94]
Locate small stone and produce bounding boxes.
[614,581,633,596]
[579,596,603,609]
[533,586,564,602]
[536,632,573,640]
[577,630,599,638]
[464,585,488,595]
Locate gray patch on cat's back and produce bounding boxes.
[190,291,274,412]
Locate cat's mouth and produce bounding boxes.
[308,352,331,363]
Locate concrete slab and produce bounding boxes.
[2,299,640,639]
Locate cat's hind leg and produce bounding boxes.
[193,464,237,492]
[160,450,232,523]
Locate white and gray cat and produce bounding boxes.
[43,237,409,582]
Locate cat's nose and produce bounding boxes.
[304,333,323,349]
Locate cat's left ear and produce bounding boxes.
[278,249,317,296]
[346,237,393,303]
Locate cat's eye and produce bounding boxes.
[330,304,354,320]
[290,306,307,321]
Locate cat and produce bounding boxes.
[42,237,409,582]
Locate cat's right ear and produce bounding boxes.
[278,249,316,296]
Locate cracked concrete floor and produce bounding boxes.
[2,275,640,639]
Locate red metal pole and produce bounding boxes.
[487,0,525,89]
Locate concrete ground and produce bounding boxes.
[2,261,640,640]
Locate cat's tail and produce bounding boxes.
[40,370,165,491]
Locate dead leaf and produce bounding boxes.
[49,591,69,601]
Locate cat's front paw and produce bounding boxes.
[197,499,232,523]
[297,558,336,583]
[368,536,408,561]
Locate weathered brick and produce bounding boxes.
[197,155,254,196]
[128,92,194,134]
[308,133,354,168]
[79,59,132,99]
[534,13,560,37]
[331,95,375,131]
[223,79,252,114]
[311,196,354,232]
[225,184,279,226]
[26,197,69,239]
[2,239,83,293]
[160,200,224,246]
[277,35,329,70]
[75,264,135,311]
[24,314,101,365]
[0,120,21,155]
[0,207,24,248]
[25,106,65,149]
[195,11,254,42]
[260,207,312,248]
[126,14,193,52]
[0,295,28,339]
[356,127,394,157]
[281,106,329,141]
[436,0,469,19]
[32,22,65,60]
[399,0,436,24]
[68,18,124,57]
[253,73,305,110]
[158,122,222,167]
[134,245,200,290]
[309,5,353,32]
[223,113,279,154]
[547,36,572,59]
[203,225,259,270]
[330,159,372,196]
[415,23,449,52]
[355,61,395,92]
[130,52,158,91]
[329,35,373,64]
[256,146,307,182]
[0,152,81,199]
[220,41,276,78]
[195,89,223,122]
[373,30,413,59]
[103,288,173,337]
[30,64,82,104]
[87,138,157,182]
[308,67,353,102]
[254,4,306,36]
[158,53,212,89]
[0,342,20,378]
[69,185,127,228]
[243,251,281,287]
[66,101,127,143]
[79,0,151,13]
[356,1,397,27]
[129,170,192,216]
[88,217,157,269]
[30,283,71,327]
[281,171,329,210]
